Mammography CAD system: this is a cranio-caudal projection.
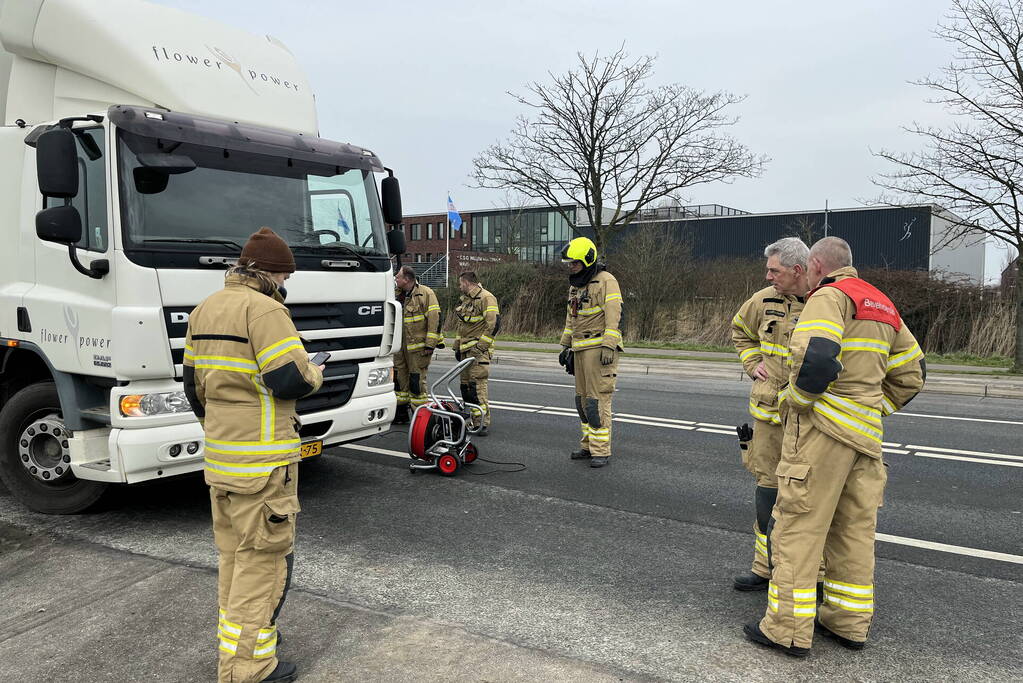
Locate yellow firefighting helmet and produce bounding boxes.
[560,237,597,267]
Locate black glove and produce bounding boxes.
[558,346,571,366]
[455,348,463,362]
[599,346,616,366]
[736,423,753,447]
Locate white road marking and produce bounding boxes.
[336,444,1023,565]
[876,533,1023,565]
[490,399,544,410]
[486,402,1023,468]
[616,412,695,425]
[898,412,1023,426]
[490,378,575,389]
[903,445,1023,463]
[491,405,541,413]
[342,443,410,459]
[614,417,695,430]
[909,452,1023,468]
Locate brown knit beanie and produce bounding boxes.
[239,227,296,273]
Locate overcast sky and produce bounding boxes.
[154,0,1013,279]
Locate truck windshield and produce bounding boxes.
[116,129,389,268]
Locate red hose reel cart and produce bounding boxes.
[407,357,482,475]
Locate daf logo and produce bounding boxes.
[170,312,190,324]
[358,305,383,316]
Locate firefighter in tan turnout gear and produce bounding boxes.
[731,237,809,591]
[454,271,499,436]
[184,228,323,683]
[558,237,623,468]
[744,237,925,657]
[392,265,442,425]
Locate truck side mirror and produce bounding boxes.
[36,128,80,198]
[36,205,83,244]
[381,174,402,226]
[387,227,406,256]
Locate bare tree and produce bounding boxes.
[615,225,694,340]
[874,0,1023,371]
[471,47,765,256]
[787,215,818,246]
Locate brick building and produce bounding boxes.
[398,211,473,263]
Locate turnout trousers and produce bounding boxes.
[211,464,299,682]
[394,347,432,409]
[744,419,783,579]
[573,348,618,458]
[760,413,886,649]
[459,349,492,427]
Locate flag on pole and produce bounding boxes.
[337,205,351,235]
[447,195,463,232]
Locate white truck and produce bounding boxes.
[0,0,406,513]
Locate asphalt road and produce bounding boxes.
[1,359,1021,681]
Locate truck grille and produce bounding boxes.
[164,301,386,415]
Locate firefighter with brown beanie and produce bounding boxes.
[558,237,623,468]
[731,237,810,591]
[454,271,499,435]
[744,236,925,657]
[392,265,442,424]
[184,227,323,683]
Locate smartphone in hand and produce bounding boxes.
[309,351,330,366]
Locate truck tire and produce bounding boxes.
[0,382,108,514]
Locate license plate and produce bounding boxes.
[300,440,323,459]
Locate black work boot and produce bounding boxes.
[743,622,809,658]
[392,405,411,425]
[589,456,609,468]
[570,449,592,460]
[733,573,770,591]
[476,425,489,437]
[815,619,866,650]
[262,660,298,682]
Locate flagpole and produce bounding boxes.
[445,190,450,285]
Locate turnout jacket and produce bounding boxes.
[399,282,442,352]
[731,286,805,424]
[558,269,624,352]
[454,284,499,355]
[782,267,925,458]
[183,273,323,494]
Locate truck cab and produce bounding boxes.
[0,0,405,513]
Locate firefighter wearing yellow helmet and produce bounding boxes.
[558,237,623,468]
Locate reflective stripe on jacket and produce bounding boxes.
[731,285,805,424]
[400,282,442,351]
[183,273,323,493]
[455,284,499,354]
[558,269,623,352]
[785,267,925,457]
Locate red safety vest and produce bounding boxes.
[811,277,901,331]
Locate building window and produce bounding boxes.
[416,253,423,262]
[411,223,421,240]
[427,223,434,240]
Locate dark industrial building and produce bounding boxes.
[405,202,986,284]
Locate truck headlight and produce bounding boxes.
[120,391,193,417]
[367,367,392,387]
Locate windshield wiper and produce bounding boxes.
[141,238,243,249]
[290,243,379,271]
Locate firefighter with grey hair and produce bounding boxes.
[731,236,810,591]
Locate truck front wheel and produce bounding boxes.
[0,382,108,514]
